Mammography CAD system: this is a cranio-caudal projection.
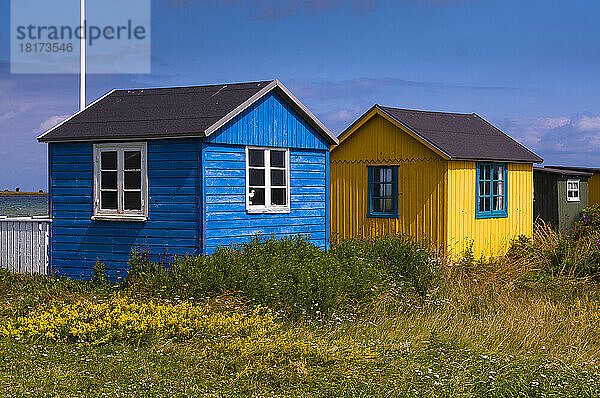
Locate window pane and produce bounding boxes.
[249,169,265,186]
[494,196,504,211]
[249,188,265,206]
[101,151,117,170]
[270,151,285,168]
[497,166,504,180]
[124,191,142,210]
[383,183,393,197]
[373,168,382,183]
[101,191,117,210]
[248,150,264,167]
[372,198,383,213]
[483,181,491,195]
[498,181,504,196]
[124,151,141,170]
[384,199,394,213]
[101,171,117,189]
[125,171,141,189]
[384,168,392,182]
[493,181,499,196]
[373,183,382,197]
[479,197,485,212]
[485,197,492,212]
[271,169,285,186]
[271,188,286,205]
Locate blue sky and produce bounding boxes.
[2,0,600,190]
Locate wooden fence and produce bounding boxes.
[0,218,51,275]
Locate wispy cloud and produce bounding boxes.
[39,115,70,132]
[498,114,600,166]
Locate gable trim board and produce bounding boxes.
[38,80,338,146]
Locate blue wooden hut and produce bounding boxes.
[38,80,338,279]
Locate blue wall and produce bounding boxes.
[49,90,332,278]
[202,144,327,254]
[202,90,330,254]
[50,139,201,279]
[205,91,330,151]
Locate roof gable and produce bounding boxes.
[38,80,337,145]
[337,105,543,163]
[206,90,330,151]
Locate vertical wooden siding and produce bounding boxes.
[0,219,50,274]
[330,114,447,246]
[589,173,600,206]
[50,139,201,279]
[446,161,534,258]
[203,144,327,254]
[205,91,330,151]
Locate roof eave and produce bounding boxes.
[37,89,117,143]
[40,132,206,143]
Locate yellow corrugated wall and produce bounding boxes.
[588,173,600,206]
[330,113,447,246]
[445,161,534,258]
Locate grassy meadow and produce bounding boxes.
[1,209,600,397]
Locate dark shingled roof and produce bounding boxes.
[348,105,543,163]
[534,166,593,177]
[38,80,337,144]
[39,81,272,142]
[545,165,600,174]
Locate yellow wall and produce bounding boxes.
[445,161,534,258]
[330,114,447,246]
[588,173,600,206]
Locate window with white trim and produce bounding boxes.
[93,143,148,220]
[246,147,290,213]
[567,179,580,202]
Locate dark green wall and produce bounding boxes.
[534,171,589,234]
[557,179,588,234]
[534,172,559,228]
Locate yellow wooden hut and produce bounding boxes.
[330,105,543,258]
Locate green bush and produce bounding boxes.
[575,205,600,238]
[508,224,600,279]
[124,234,440,316]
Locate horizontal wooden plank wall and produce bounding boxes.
[202,89,331,254]
[0,218,50,274]
[202,144,327,254]
[50,139,202,279]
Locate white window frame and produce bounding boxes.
[245,146,291,214]
[92,142,148,221]
[567,179,580,202]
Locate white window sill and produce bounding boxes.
[91,215,147,222]
[247,207,291,214]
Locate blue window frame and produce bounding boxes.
[476,162,508,219]
[368,166,398,218]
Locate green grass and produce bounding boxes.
[2,232,600,397]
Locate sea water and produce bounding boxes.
[0,196,49,217]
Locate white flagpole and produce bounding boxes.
[80,0,86,111]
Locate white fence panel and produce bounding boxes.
[0,218,51,275]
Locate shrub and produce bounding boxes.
[508,223,600,279]
[124,234,440,316]
[575,205,600,238]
